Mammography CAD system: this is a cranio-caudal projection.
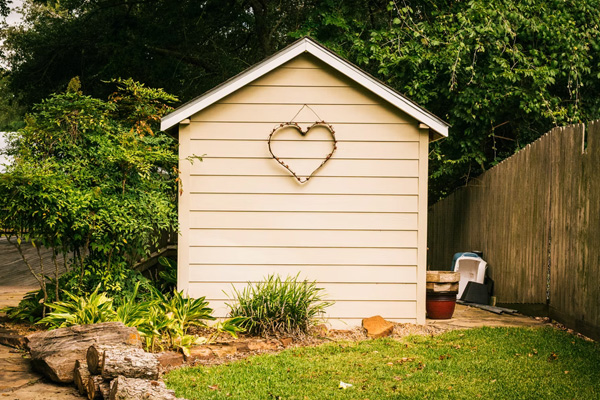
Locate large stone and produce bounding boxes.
[157,351,185,371]
[362,315,394,338]
[184,346,214,363]
[26,321,142,383]
[209,344,237,358]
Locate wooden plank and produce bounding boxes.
[187,176,419,195]
[191,104,412,124]
[189,211,418,230]
[279,53,324,68]
[188,247,418,266]
[248,66,352,87]
[188,264,418,283]
[196,282,417,301]
[188,158,420,177]
[188,139,420,160]
[189,193,418,213]
[201,299,417,319]
[188,229,418,247]
[188,122,419,141]
[219,86,378,105]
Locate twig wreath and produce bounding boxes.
[267,105,337,184]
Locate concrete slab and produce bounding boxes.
[427,304,545,330]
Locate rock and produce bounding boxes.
[362,315,394,338]
[109,376,185,400]
[157,351,185,371]
[184,346,214,363]
[26,322,142,384]
[209,344,237,358]
[247,340,277,351]
[280,337,293,347]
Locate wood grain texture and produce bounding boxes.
[428,120,600,338]
[188,229,418,247]
[188,265,417,283]
[188,122,418,141]
[188,140,419,159]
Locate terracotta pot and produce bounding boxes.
[426,292,457,319]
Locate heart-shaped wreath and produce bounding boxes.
[268,121,337,184]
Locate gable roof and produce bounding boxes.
[160,37,449,137]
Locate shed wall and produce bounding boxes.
[178,54,427,327]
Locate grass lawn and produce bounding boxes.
[165,327,600,400]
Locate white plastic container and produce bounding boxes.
[454,255,487,298]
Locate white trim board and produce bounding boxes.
[160,37,449,137]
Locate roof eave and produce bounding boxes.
[161,37,449,137]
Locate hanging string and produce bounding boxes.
[288,104,323,123]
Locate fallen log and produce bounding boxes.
[87,375,110,400]
[101,346,160,380]
[27,322,142,383]
[109,376,185,400]
[74,359,91,396]
[87,345,129,375]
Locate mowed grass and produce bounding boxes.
[165,327,600,400]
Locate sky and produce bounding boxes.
[0,1,23,171]
[5,0,23,26]
[0,132,8,172]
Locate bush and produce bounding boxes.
[227,274,333,337]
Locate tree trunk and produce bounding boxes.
[100,347,160,380]
[74,359,91,396]
[26,322,142,383]
[109,376,184,400]
[87,375,110,400]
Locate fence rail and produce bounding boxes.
[428,120,600,340]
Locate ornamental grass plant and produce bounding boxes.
[227,274,333,337]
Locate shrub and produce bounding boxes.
[227,274,333,337]
[37,284,116,328]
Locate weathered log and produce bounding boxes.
[74,359,91,396]
[87,375,110,400]
[109,376,185,400]
[101,347,160,380]
[26,322,142,383]
[87,344,129,375]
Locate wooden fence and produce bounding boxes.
[428,120,600,340]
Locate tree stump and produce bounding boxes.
[87,375,110,400]
[109,376,184,400]
[26,322,142,383]
[100,347,160,380]
[74,359,91,396]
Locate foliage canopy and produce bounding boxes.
[0,78,179,301]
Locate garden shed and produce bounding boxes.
[161,37,449,327]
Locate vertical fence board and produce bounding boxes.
[428,120,600,339]
[428,131,551,303]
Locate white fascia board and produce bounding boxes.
[161,38,449,137]
[161,41,308,131]
[304,41,448,137]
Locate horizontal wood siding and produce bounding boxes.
[180,53,424,325]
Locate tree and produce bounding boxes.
[0,0,326,108]
[0,77,178,309]
[296,0,600,201]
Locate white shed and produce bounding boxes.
[161,37,449,327]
